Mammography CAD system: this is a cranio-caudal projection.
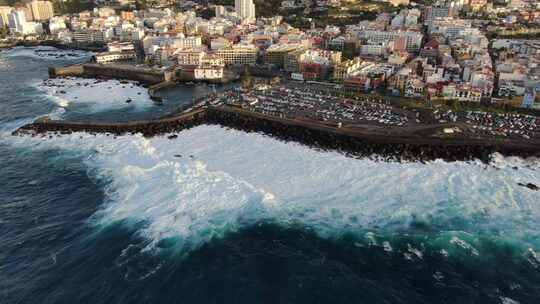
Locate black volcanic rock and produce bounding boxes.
[518,183,540,191]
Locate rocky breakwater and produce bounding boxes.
[13,109,207,137]
[204,107,540,163]
[12,106,540,163]
[49,64,174,85]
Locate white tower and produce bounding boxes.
[235,0,255,22]
[8,10,27,34]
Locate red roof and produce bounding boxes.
[424,39,439,50]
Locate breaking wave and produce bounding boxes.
[1,46,91,61]
[4,43,539,304]
[4,125,540,259]
[33,77,154,115]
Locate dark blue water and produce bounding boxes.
[1,47,540,304]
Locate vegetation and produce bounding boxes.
[53,0,95,14]
[213,0,233,7]
[0,27,9,39]
[487,31,540,40]
[199,8,215,19]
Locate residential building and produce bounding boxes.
[216,45,258,65]
[26,0,53,21]
[235,0,255,22]
[7,9,41,34]
[177,48,206,66]
[333,58,363,81]
[95,51,137,63]
[0,6,12,28]
[263,43,305,67]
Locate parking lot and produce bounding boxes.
[226,86,413,127]
[200,82,540,141]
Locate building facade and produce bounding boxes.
[235,0,255,22]
[26,0,53,21]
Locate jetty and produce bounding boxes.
[49,63,174,85]
[13,106,540,162]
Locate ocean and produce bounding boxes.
[1,46,540,304]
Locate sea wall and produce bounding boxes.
[15,109,207,137]
[13,107,540,162]
[0,40,107,52]
[49,64,173,85]
[48,65,85,77]
[204,107,540,162]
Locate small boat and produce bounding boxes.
[125,98,132,103]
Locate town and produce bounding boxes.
[1,0,539,105]
[2,0,540,144]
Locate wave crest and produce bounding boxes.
[3,125,540,255]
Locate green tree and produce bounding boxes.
[54,0,95,14]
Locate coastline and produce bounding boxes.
[0,39,107,52]
[13,105,540,163]
[5,44,539,163]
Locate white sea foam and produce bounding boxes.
[2,46,91,61]
[3,125,540,255]
[34,77,154,114]
[500,297,520,304]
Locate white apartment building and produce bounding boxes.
[442,84,482,102]
[194,54,225,80]
[0,6,12,28]
[193,67,223,80]
[211,37,232,50]
[215,5,226,18]
[428,17,471,40]
[7,9,41,34]
[194,67,224,80]
[361,44,387,56]
[362,30,423,51]
[216,45,258,65]
[49,17,67,34]
[26,0,53,21]
[181,36,202,48]
[95,51,137,63]
[177,48,206,66]
[73,28,113,43]
[8,10,26,33]
[107,41,134,52]
[235,0,255,22]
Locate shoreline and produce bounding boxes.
[0,39,107,52]
[13,106,540,163]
